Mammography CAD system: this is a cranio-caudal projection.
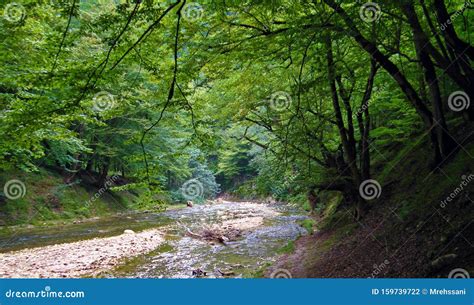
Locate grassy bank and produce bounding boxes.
[0,168,138,227]
[0,167,192,232]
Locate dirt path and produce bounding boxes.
[0,229,163,278]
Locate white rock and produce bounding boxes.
[123,229,135,234]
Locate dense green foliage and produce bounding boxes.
[0,0,472,219]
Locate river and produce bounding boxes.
[0,201,308,278]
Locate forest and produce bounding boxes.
[0,0,472,279]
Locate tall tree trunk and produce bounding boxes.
[323,0,445,164]
[432,0,474,120]
[325,33,365,219]
[357,59,378,181]
[86,159,93,172]
[336,74,359,177]
[322,0,433,125]
[420,0,450,60]
[432,0,474,61]
[98,157,110,187]
[401,2,456,163]
[65,123,85,184]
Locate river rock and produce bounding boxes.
[0,229,163,278]
[123,229,135,234]
[192,268,207,277]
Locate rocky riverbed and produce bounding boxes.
[0,229,163,278]
[0,201,308,278]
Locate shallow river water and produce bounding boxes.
[0,201,308,278]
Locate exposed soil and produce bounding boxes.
[270,179,474,278]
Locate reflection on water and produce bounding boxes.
[0,213,173,253]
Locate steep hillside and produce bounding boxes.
[0,168,135,227]
[271,127,474,278]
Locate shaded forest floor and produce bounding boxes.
[270,123,474,278]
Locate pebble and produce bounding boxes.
[0,229,163,278]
